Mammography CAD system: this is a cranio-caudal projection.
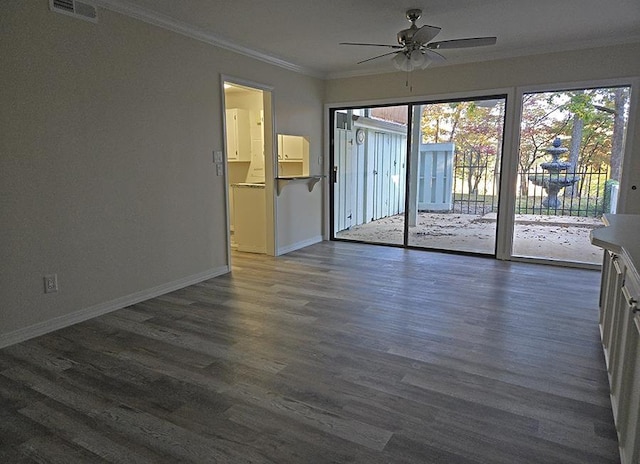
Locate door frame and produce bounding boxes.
[325,77,638,267]
[327,88,515,256]
[221,75,276,264]
[506,77,639,268]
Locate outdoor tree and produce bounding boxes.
[420,101,504,195]
[551,88,628,198]
[609,87,629,182]
[518,87,630,215]
[551,90,607,197]
[419,102,463,143]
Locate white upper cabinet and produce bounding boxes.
[225,109,251,162]
[277,134,307,161]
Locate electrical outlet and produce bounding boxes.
[216,164,224,176]
[44,274,58,293]
[213,150,223,163]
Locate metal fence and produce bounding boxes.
[451,151,610,217]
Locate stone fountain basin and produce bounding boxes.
[528,173,580,188]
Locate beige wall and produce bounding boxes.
[2,1,638,345]
[325,42,640,214]
[0,1,324,343]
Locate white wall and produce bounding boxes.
[325,42,640,214]
[0,1,324,345]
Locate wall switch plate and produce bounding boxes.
[213,150,223,163]
[216,164,224,176]
[44,274,58,293]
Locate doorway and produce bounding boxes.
[222,80,274,256]
[331,96,506,256]
[330,82,633,266]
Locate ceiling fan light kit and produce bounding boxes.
[340,8,497,72]
[393,49,431,71]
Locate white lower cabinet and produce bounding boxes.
[593,216,640,464]
[231,183,266,254]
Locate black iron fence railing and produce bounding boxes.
[451,156,610,217]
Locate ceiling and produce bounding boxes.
[99,0,640,78]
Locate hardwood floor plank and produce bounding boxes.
[0,242,619,462]
[221,381,393,451]
[19,401,158,464]
[19,435,109,464]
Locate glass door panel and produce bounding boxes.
[332,106,408,246]
[407,98,506,255]
[513,86,631,264]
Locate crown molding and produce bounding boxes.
[92,0,326,79]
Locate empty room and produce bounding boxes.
[2,1,640,462]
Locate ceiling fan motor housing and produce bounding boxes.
[397,8,422,45]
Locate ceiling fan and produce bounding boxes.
[340,9,497,71]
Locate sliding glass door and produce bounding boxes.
[512,85,631,265]
[406,98,505,253]
[331,97,506,256]
[331,82,633,267]
[333,107,408,246]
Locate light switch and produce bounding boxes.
[213,150,223,163]
[216,164,224,176]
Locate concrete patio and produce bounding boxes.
[335,212,604,265]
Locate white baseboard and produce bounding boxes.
[0,265,230,349]
[277,235,324,256]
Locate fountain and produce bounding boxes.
[528,138,580,208]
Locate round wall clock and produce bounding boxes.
[356,128,365,145]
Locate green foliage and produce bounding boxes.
[523,88,625,174]
[420,99,505,193]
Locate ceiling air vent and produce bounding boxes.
[49,0,97,23]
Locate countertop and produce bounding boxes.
[231,182,265,188]
[590,213,640,282]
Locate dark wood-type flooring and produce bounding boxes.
[0,242,619,463]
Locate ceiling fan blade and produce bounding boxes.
[427,36,497,50]
[412,25,442,44]
[357,50,402,64]
[340,42,403,49]
[424,49,446,63]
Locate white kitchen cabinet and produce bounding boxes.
[591,214,640,464]
[277,134,309,161]
[276,134,309,176]
[232,183,266,253]
[612,254,640,464]
[225,109,251,161]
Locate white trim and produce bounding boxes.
[512,76,638,96]
[92,0,324,78]
[509,255,600,271]
[221,75,277,258]
[617,78,639,214]
[323,108,331,241]
[221,75,275,94]
[495,88,519,260]
[277,235,323,256]
[0,266,229,349]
